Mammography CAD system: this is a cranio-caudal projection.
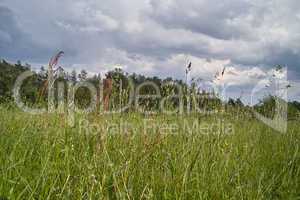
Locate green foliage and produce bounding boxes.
[0,107,299,199]
[78,70,88,81]
[0,61,300,199]
[0,59,39,103]
[288,101,300,120]
[254,95,300,120]
[0,60,299,116]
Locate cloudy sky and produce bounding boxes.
[0,0,299,103]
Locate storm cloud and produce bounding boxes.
[0,0,299,100]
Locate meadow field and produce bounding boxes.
[1,0,300,199]
[0,106,299,199]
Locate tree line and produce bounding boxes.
[0,59,299,119]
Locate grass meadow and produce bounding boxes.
[0,106,299,199]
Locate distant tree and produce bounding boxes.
[88,74,101,86]
[254,95,276,118]
[0,80,8,102]
[235,98,244,107]
[56,67,66,79]
[228,98,236,106]
[70,70,77,82]
[38,66,47,79]
[16,60,22,68]
[0,59,299,117]
[288,101,300,120]
[291,101,300,110]
[78,70,88,81]
[25,63,31,70]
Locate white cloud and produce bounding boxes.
[1,0,300,100]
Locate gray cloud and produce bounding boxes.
[0,5,52,61]
[0,0,299,100]
[147,0,254,40]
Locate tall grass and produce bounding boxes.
[0,106,299,199]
